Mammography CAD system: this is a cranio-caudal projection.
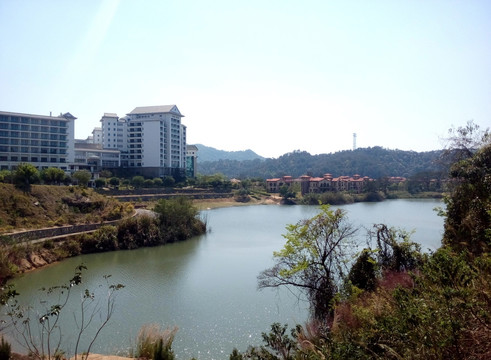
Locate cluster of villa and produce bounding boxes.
[267,174,374,194]
[0,105,198,179]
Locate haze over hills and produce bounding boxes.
[194,144,264,162]
[195,145,445,180]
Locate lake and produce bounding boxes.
[4,199,444,359]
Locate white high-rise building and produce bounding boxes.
[99,105,187,178]
[91,127,102,145]
[100,113,126,151]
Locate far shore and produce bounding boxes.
[192,195,282,210]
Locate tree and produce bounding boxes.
[347,249,377,292]
[370,224,423,272]
[443,143,491,255]
[131,176,145,188]
[243,323,299,360]
[40,167,66,185]
[13,163,40,192]
[440,121,491,256]
[441,120,490,164]
[153,177,164,187]
[153,197,206,243]
[72,170,92,187]
[162,176,175,187]
[94,178,106,188]
[143,179,154,188]
[109,177,120,187]
[279,183,298,204]
[0,169,12,183]
[258,206,358,320]
[99,170,112,178]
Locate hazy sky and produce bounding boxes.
[1,1,490,158]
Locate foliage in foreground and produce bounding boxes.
[241,248,490,360]
[241,122,491,359]
[132,324,177,360]
[2,265,124,360]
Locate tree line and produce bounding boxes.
[197,147,445,180]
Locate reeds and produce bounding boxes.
[132,324,178,360]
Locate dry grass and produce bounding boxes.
[132,324,178,360]
[193,195,281,210]
[0,184,131,233]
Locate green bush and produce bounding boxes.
[348,249,378,292]
[117,215,160,250]
[153,197,206,243]
[371,224,423,272]
[62,239,82,256]
[92,226,118,252]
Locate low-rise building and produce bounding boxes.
[71,142,120,178]
[266,173,372,195]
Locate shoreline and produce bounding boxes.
[192,195,282,210]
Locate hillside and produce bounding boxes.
[194,144,264,162]
[0,184,132,233]
[197,147,445,179]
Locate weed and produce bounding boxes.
[0,336,11,360]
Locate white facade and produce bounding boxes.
[72,142,120,177]
[0,111,75,171]
[100,113,127,151]
[125,105,187,177]
[92,127,102,145]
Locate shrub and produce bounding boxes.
[153,177,163,187]
[42,239,55,250]
[117,216,160,250]
[319,192,354,205]
[371,224,423,272]
[109,177,120,187]
[131,176,145,188]
[0,336,11,360]
[348,249,378,292]
[153,197,206,243]
[62,239,82,256]
[94,178,106,188]
[92,226,118,252]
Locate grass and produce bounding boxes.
[131,324,178,360]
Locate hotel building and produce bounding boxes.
[0,111,75,171]
[0,105,192,180]
[99,105,187,178]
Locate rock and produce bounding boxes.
[18,258,33,272]
[40,249,57,264]
[29,253,47,267]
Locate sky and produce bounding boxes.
[1,0,490,159]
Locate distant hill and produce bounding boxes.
[197,147,446,180]
[194,144,264,162]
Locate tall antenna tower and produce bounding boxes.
[353,133,357,150]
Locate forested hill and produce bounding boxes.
[194,144,264,162]
[196,147,445,179]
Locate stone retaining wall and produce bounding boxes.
[2,219,121,243]
[112,193,233,202]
